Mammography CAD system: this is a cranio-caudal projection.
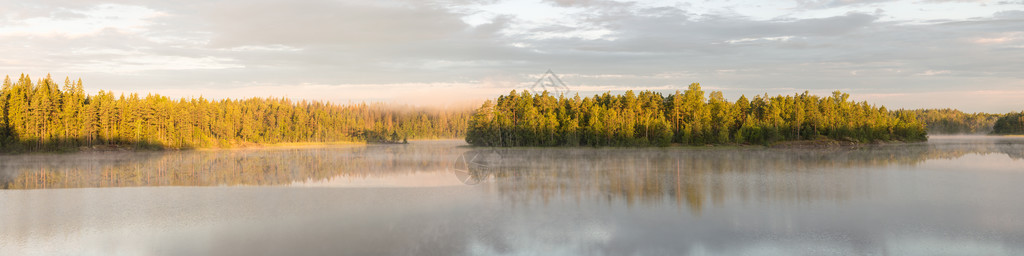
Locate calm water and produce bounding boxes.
[2,136,1023,255]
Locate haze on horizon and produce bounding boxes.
[0,0,1021,113]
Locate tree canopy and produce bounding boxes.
[913,109,999,134]
[992,111,1024,135]
[466,84,927,147]
[0,74,471,152]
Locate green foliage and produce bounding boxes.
[992,111,1024,135]
[466,85,928,147]
[913,109,999,134]
[0,74,470,152]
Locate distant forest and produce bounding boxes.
[466,84,928,147]
[913,109,1000,134]
[993,111,1024,135]
[0,74,471,152]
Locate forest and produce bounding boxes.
[912,109,1000,134]
[993,111,1024,135]
[465,83,928,147]
[0,74,471,152]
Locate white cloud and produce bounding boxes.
[460,0,619,40]
[69,55,242,73]
[972,32,1024,44]
[0,4,162,38]
[917,70,951,76]
[226,45,303,52]
[118,81,506,108]
[725,36,795,44]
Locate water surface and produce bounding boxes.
[2,136,1023,255]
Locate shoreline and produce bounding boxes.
[766,138,916,149]
[0,140,412,155]
[464,134,1024,149]
[194,141,367,152]
[463,137,926,150]
[7,135,1022,154]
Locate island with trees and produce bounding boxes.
[0,74,471,152]
[465,83,928,147]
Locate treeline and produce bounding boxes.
[993,111,1024,135]
[466,84,927,147]
[913,109,999,134]
[0,74,471,152]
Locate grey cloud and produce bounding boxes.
[2,0,533,85]
[0,0,1021,112]
[994,10,1024,18]
[521,11,878,58]
[794,0,895,9]
[174,0,532,84]
[501,4,1021,104]
[545,0,635,9]
[546,0,595,6]
[198,1,467,48]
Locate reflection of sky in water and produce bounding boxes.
[293,171,465,187]
[2,136,1024,255]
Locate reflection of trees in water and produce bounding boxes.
[3,138,1022,213]
[0,144,465,189]
[464,140,1024,211]
[996,141,1024,160]
[466,148,863,213]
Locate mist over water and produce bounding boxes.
[2,136,1024,255]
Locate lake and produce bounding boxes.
[2,136,1023,255]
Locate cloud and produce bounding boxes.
[971,31,1024,44]
[0,4,162,38]
[0,0,1022,112]
[110,81,505,108]
[794,0,895,9]
[199,1,469,48]
[70,55,242,73]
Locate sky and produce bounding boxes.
[0,0,1022,112]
